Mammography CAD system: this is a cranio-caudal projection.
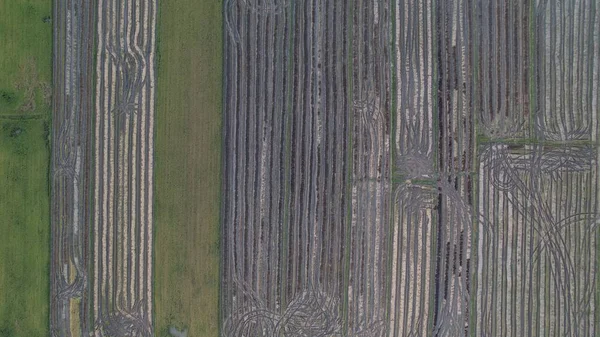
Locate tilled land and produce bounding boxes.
[51,0,158,336]
[50,0,95,335]
[221,0,600,336]
[91,0,157,335]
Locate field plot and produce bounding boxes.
[389,1,438,335]
[50,0,159,335]
[221,0,600,336]
[49,0,95,335]
[0,1,52,336]
[0,0,52,116]
[153,0,223,335]
[472,0,530,140]
[531,0,599,141]
[0,120,50,337]
[476,145,598,336]
[472,1,600,336]
[221,0,353,335]
[348,0,392,334]
[90,0,157,335]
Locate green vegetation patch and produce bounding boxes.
[0,0,52,115]
[153,0,223,336]
[0,120,50,336]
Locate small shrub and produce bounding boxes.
[0,91,16,104]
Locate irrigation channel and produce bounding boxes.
[51,0,157,335]
[221,0,600,336]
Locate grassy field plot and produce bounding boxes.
[0,120,49,337]
[0,0,52,115]
[154,0,222,336]
[0,1,51,336]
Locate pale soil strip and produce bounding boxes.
[227,0,239,311]
[265,8,280,308]
[95,0,110,333]
[372,0,390,323]
[594,3,599,332]
[246,4,257,293]
[398,192,408,337]
[310,0,323,288]
[594,0,599,142]
[138,1,148,309]
[516,178,524,337]
[101,0,112,320]
[93,0,104,322]
[146,0,155,313]
[422,208,432,335]
[116,0,126,310]
[125,0,136,311]
[237,0,247,300]
[130,0,142,307]
[476,154,487,337]
[496,167,505,336]
[252,2,263,296]
[254,3,267,295]
[121,0,133,305]
[412,209,424,335]
[334,0,346,301]
[129,90,138,308]
[115,0,123,311]
[552,172,561,336]
[289,0,302,296]
[523,180,531,337]
[122,110,130,309]
[324,0,335,299]
[73,148,81,278]
[107,0,119,310]
[146,0,157,319]
[506,182,514,337]
[118,0,127,314]
[304,0,316,290]
[236,0,243,309]
[389,193,399,337]
[593,155,598,336]
[419,0,434,160]
[539,228,546,337]
[139,0,154,317]
[349,0,364,326]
